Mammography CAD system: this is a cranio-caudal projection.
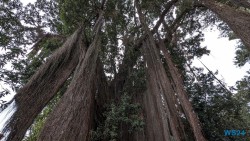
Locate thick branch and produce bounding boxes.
[152,0,179,33]
[38,14,104,141]
[28,34,66,57]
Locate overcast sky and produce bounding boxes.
[193,28,250,87]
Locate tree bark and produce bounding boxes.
[135,0,186,140]
[143,39,186,141]
[201,0,250,51]
[159,39,207,141]
[4,28,85,141]
[37,15,104,141]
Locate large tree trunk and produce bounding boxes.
[158,39,207,141]
[135,0,186,140]
[135,0,207,140]
[3,28,85,141]
[201,0,250,51]
[142,39,186,141]
[37,15,104,141]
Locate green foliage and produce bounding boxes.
[0,0,62,98]
[58,0,98,34]
[185,67,250,141]
[0,0,27,85]
[0,0,23,48]
[22,94,61,141]
[2,35,63,91]
[123,58,146,94]
[22,106,51,141]
[234,42,250,67]
[177,0,193,13]
[91,94,144,141]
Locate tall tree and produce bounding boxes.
[0,0,249,141]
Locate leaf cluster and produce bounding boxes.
[91,94,144,141]
[185,67,250,141]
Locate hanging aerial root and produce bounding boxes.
[2,27,85,141]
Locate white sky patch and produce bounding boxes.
[0,89,14,102]
[193,28,250,87]
[21,0,35,6]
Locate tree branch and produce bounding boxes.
[152,0,179,33]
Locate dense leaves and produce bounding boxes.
[186,67,250,141]
[91,94,144,141]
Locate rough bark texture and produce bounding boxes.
[143,87,169,141]
[143,39,186,141]
[135,0,207,140]
[201,0,250,51]
[37,15,104,141]
[159,39,207,141]
[135,0,187,140]
[4,28,85,141]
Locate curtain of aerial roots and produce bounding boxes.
[201,0,250,51]
[37,15,104,141]
[2,28,85,141]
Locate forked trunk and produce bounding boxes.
[3,28,85,141]
[37,15,104,141]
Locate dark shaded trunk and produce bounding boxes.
[4,28,85,141]
[201,0,250,51]
[94,58,110,124]
[37,15,104,141]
